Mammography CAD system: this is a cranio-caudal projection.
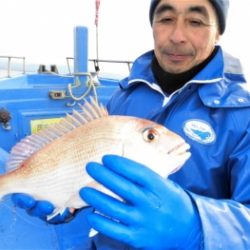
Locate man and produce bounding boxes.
[12,0,250,249]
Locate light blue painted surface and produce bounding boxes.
[0,25,120,249]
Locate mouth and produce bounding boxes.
[167,141,190,157]
[161,141,191,175]
[166,53,190,62]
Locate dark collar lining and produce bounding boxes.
[151,47,218,94]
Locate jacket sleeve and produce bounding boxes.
[189,125,250,249]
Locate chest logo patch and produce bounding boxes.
[183,119,216,144]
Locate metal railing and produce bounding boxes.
[0,56,26,78]
[0,56,132,78]
[89,58,133,73]
[66,57,133,75]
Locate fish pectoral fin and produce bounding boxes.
[46,207,73,222]
[46,194,86,222]
[89,228,99,238]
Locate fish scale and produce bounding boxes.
[0,98,191,216]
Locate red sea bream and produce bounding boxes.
[0,99,191,216]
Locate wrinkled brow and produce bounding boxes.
[154,4,174,16]
[189,6,209,18]
[154,4,209,19]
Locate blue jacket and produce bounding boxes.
[1,46,250,250]
[92,46,250,249]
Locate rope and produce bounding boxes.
[67,72,98,102]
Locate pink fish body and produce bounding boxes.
[0,99,191,215]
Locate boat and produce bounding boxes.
[0,26,132,157]
[0,24,133,249]
[0,0,135,247]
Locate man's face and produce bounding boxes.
[152,0,220,74]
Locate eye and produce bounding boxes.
[187,18,206,27]
[157,15,175,25]
[143,128,159,142]
[160,17,174,24]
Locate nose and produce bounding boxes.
[169,20,187,44]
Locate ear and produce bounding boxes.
[215,32,221,44]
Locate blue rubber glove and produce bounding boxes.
[12,194,75,224]
[80,155,202,249]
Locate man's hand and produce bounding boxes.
[80,155,202,249]
[12,194,75,224]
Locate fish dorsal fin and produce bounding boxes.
[5,98,108,172]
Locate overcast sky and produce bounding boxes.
[0,0,249,78]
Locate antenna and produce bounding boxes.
[95,0,100,73]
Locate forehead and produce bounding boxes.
[155,0,216,18]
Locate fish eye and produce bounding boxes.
[147,133,155,140]
[143,128,159,142]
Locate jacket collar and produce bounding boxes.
[120,46,250,108]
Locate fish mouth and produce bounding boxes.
[167,141,190,157]
[165,141,191,175]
